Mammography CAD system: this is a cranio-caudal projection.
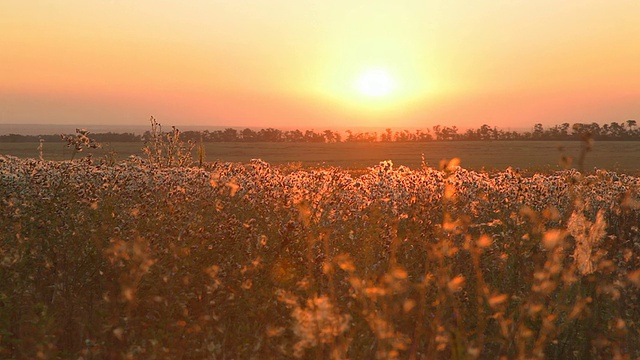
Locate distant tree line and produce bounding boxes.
[1,120,638,143]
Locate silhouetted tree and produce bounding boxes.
[626,119,637,137]
[241,128,257,142]
[258,128,282,142]
[532,123,545,139]
[415,129,432,141]
[304,130,325,142]
[380,128,393,142]
[432,125,443,140]
[324,130,340,143]
[221,128,239,142]
[284,129,304,142]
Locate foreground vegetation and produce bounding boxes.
[1,151,640,358]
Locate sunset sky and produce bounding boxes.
[1,1,639,130]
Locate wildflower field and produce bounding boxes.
[2,153,640,359]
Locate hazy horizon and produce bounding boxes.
[0,122,537,136]
[2,1,639,130]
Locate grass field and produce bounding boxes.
[2,140,640,173]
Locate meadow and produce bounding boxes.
[1,135,640,359]
[3,140,640,174]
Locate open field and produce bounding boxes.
[1,154,640,358]
[2,140,640,173]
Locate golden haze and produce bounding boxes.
[1,1,639,129]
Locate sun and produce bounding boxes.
[354,67,396,98]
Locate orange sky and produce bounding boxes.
[1,1,639,130]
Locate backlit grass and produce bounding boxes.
[1,153,640,359]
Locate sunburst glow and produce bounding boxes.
[2,1,639,128]
[354,67,396,98]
